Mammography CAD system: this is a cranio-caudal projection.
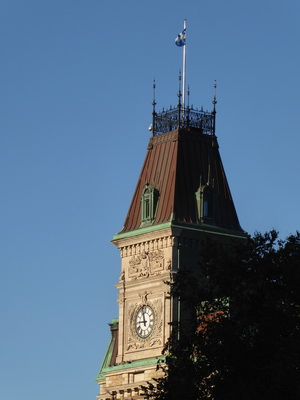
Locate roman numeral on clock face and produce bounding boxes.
[135,305,154,338]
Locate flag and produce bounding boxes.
[175,28,186,47]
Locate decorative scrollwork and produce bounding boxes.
[127,299,163,351]
[153,106,214,135]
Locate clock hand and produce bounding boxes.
[142,312,147,326]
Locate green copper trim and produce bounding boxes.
[96,319,119,381]
[112,222,172,241]
[170,222,247,239]
[96,356,165,381]
[112,221,246,242]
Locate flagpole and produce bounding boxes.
[182,19,187,111]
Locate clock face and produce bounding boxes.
[135,305,154,338]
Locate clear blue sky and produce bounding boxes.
[1,1,299,399]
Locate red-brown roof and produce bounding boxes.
[120,128,243,234]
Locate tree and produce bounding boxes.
[143,231,300,400]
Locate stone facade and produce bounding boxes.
[97,228,180,400]
[115,230,175,363]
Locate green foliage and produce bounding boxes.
[143,231,300,400]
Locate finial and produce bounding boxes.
[212,80,217,135]
[177,70,182,129]
[177,70,182,105]
[178,70,182,97]
[151,79,156,136]
[212,80,217,111]
[207,161,211,186]
[152,79,156,107]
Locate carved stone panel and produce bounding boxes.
[128,250,166,279]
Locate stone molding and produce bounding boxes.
[120,236,174,258]
[97,380,158,400]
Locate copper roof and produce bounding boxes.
[120,127,243,235]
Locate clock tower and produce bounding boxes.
[96,86,246,400]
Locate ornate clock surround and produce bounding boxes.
[127,295,163,351]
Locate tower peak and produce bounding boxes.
[150,75,217,136]
[152,105,215,136]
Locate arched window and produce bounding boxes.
[195,185,215,224]
[141,185,159,225]
[203,186,213,218]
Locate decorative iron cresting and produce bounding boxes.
[152,105,215,136]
